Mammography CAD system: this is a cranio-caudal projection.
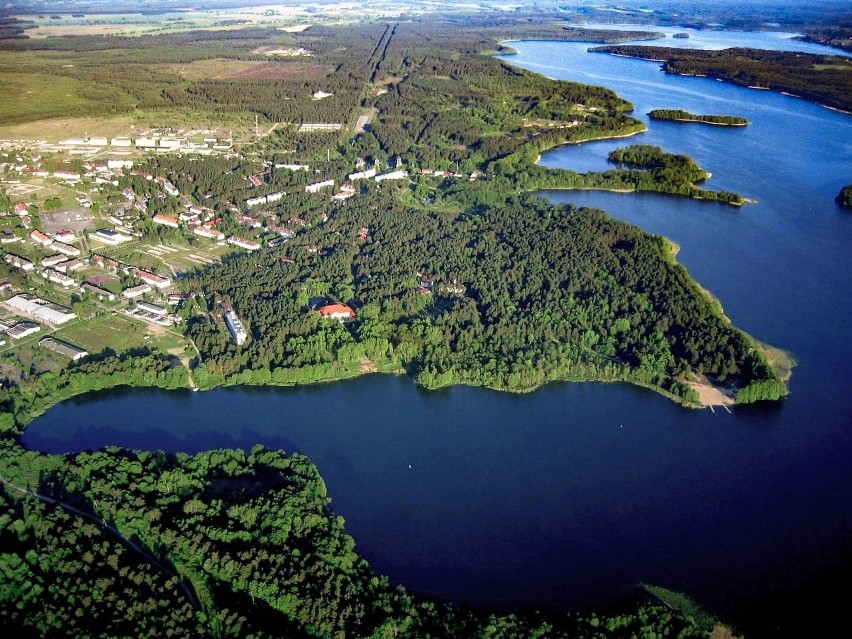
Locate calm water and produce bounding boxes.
[25,32,852,638]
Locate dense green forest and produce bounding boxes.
[648,109,749,126]
[0,438,721,639]
[590,45,852,112]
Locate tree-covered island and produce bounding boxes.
[649,109,749,126]
[590,45,852,113]
[0,12,788,638]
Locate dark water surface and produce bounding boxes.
[25,31,852,638]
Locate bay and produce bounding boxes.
[24,30,852,638]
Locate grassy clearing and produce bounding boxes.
[55,314,146,354]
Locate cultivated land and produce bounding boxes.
[0,7,810,638]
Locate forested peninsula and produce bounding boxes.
[0,14,784,638]
[649,109,749,126]
[590,45,852,113]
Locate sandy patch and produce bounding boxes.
[685,374,735,408]
[359,357,378,373]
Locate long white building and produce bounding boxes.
[224,310,248,346]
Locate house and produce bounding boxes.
[193,226,224,241]
[224,310,248,345]
[306,179,334,193]
[375,170,408,182]
[53,171,81,181]
[52,241,81,257]
[14,202,29,216]
[52,259,81,273]
[348,168,376,180]
[3,254,34,271]
[41,254,66,267]
[52,230,77,243]
[122,283,152,299]
[227,236,261,251]
[81,282,115,301]
[134,268,171,289]
[318,303,357,322]
[237,214,261,228]
[152,214,180,228]
[30,230,53,247]
[42,268,75,287]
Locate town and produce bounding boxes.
[0,124,482,374]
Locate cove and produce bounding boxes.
[24,30,852,639]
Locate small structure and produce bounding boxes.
[6,321,40,339]
[306,179,335,193]
[91,229,132,245]
[42,268,75,288]
[82,282,116,301]
[40,337,88,361]
[227,236,261,251]
[52,241,81,257]
[318,303,357,322]
[375,170,408,182]
[134,269,172,289]
[137,301,168,316]
[122,283,152,299]
[30,229,53,247]
[224,310,248,345]
[152,214,180,228]
[3,254,34,271]
[193,226,225,241]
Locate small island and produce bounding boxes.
[649,109,749,126]
[673,32,690,39]
[837,184,852,208]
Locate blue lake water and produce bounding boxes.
[24,31,852,638]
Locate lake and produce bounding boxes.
[24,29,852,639]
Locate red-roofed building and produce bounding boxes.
[318,303,357,321]
[152,214,180,228]
[14,202,29,216]
[30,230,53,246]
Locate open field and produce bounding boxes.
[159,59,332,81]
[55,313,150,354]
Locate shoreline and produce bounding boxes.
[533,127,646,163]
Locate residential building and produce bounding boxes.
[122,283,152,299]
[224,310,248,345]
[227,236,261,251]
[134,268,171,289]
[30,229,53,246]
[3,254,34,271]
[152,214,180,228]
[318,303,357,321]
[193,226,224,241]
[52,241,81,257]
[306,179,334,193]
[42,268,75,287]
